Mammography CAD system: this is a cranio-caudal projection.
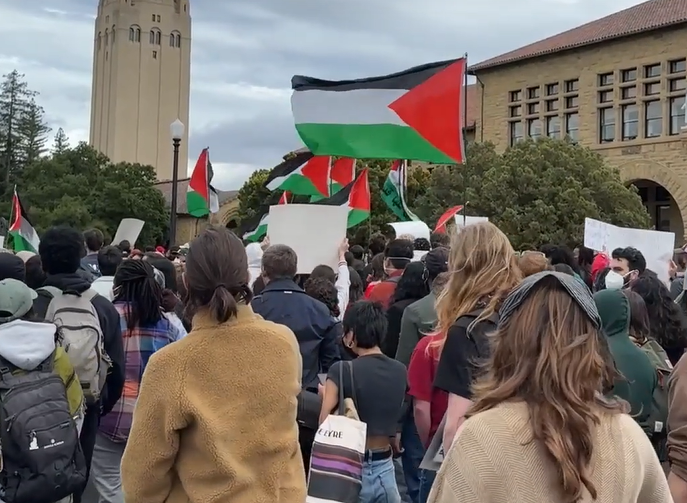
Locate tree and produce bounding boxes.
[414,139,651,250]
[17,98,50,166]
[0,71,40,190]
[52,128,70,155]
[237,169,283,223]
[15,143,169,246]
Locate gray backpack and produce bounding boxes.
[0,352,87,503]
[38,287,110,404]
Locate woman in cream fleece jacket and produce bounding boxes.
[120,226,306,503]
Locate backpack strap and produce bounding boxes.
[37,286,61,299]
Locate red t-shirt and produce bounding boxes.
[407,334,448,446]
[366,271,403,309]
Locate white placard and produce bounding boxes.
[388,221,430,240]
[112,218,145,246]
[0,236,4,249]
[454,215,489,230]
[268,204,348,273]
[584,217,675,283]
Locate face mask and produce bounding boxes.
[604,270,624,290]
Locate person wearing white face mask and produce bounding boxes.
[610,247,646,286]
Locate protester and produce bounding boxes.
[396,247,449,366]
[611,246,647,284]
[429,232,449,250]
[594,289,656,432]
[433,222,522,449]
[309,239,351,318]
[362,233,387,282]
[577,245,596,288]
[33,226,125,503]
[428,272,671,503]
[0,252,25,281]
[161,288,188,337]
[632,274,687,365]
[24,254,46,289]
[320,301,406,503]
[91,259,180,502]
[348,266,365,306]
[517,250,550,278]
[143,252,178,292]
[82,228,104,277]
[90,245,123,301]
[120,226,306,503]
[245,242,263,289]
[251,243,340,470]
[364,253,385,294]
[368,238,414,309]
[668,350,687,500]
[624,290,651,344]
[349,244,366,280]
[384,261,430,358]
[116,240,131,258]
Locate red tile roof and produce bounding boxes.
[470,0,687,72]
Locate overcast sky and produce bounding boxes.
[0,0,645,190]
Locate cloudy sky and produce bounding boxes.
[0,0,645,190]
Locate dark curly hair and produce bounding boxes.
[392,261,430,304]
[304,276,340,318]
[631,274,687,364]
[348,266,364,304]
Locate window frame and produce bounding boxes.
[598,107,615,143]
[565,112,579,141]
[509,121,524,146]
[670,96,686,135]
[621,104,639,141]
[644,100,662,138]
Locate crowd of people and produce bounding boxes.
[1,221,687,502]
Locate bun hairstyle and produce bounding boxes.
[184,226,253,323]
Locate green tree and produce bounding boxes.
[237,169,283,222]
[16,143,168,246]
[17,98,50,166]
[415,139,651,250]
[0,71,40,189]
[51,127,70,155]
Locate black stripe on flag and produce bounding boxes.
[238,208,267,236]
[312,179,354,207]
[264,151,314,187]
[292,58,460,92]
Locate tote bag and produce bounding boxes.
[306,362,367,503]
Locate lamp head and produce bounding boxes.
[170,119,184,140]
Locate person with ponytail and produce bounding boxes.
[90,259,181,502]
[120,226,306,503]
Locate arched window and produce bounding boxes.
[150,28,160,45]
[169,33,175,46]
[175,33,181,47]
[129,25,140,42]
[111,25,115,43]
[170,31,181,48]
[104,29,108,45]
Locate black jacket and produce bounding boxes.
[251,278,340,389]
[32,273,125,416]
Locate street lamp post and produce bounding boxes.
[169,119,184,246]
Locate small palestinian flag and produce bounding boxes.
[9,188,39,253]
[240,211,269,242]
[265,151,330,197]
[329,157,356,195]
[278,191,290,204]
[315,168,370,228]
[291,58,466,164]
[186,148,213,217]
[381,160,419,221]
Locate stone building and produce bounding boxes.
[469,0,687,244]
[89,0,191,182]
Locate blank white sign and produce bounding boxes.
[268,204,349,273]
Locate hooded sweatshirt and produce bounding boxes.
[0,319,83,417]
[594,289,657,430]
[246,243,263,289]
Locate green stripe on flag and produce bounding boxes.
[186,190,209,217]
[295,123,454,163]
[347,209,369,228]
[9,231,37,253]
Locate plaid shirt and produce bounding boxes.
[99,302,182,442]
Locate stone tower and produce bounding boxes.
[89,0,191,181]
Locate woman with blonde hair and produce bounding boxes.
[433,222,522,448]
[428,272,671,502]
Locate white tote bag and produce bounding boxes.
[306,362,367,503]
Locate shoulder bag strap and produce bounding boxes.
[337,363,346,415]
[346,360,358,409]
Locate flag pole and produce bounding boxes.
[462,53,468,226]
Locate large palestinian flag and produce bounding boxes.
[9,189,39,253]
[265,151,330,197]
[291,58,466,164]
[315,169,370,228]
[240,211,269,243]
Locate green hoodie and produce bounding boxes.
[594,289,657,427]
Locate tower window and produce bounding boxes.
[152,14,155,21]
[170,31,181,47]
[153,50,157,59]
[150,29,161,45]
[157,15,160,22]
[129,25,140,42]
[104,29,108,45]
[111,25,115,43]
[97,32,101,50]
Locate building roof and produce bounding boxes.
[470,0,687,72]
[155,178,238,215]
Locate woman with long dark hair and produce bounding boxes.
[120,226,305,503]
[91,259,181,502]
[429,272,670,502]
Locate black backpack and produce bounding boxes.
[0,352,87,503]
[455,308,499,362]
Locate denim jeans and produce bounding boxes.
[401,409,424,503]
[417,469,436,503]
[90,433,125,503]
[359,457,402,503]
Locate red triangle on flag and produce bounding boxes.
[188,148,209,200]
[434,205,464,232]
[349,168,370,212]
[388,58,466,164]
[301,156,331,196]
[330,158,356,186]
[278,191,290,204]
